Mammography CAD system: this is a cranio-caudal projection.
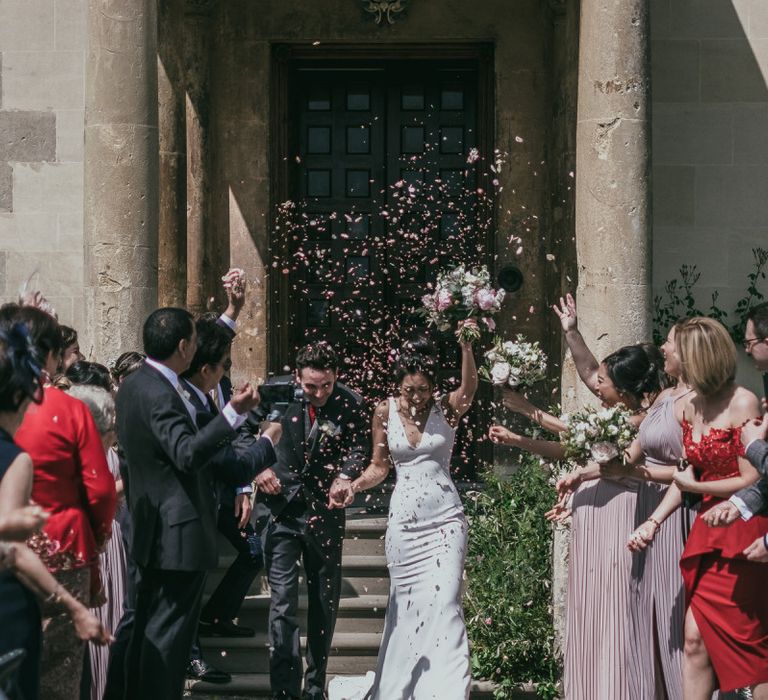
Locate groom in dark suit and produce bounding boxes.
[254,342,369,699]
[115,308,261,699]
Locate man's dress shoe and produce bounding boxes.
[185,659,231,684]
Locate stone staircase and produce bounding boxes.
[185,488,507,699]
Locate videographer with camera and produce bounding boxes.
[253,342,369,700]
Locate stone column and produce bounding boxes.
[84,0,159,361]
[555,0,652,650]
[183,0,214,313]
[158,0,187,308]
[572,0,652,384]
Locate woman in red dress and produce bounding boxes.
[669,318,768,698]
[7,305,117,700]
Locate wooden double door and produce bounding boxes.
[272,49,494,476]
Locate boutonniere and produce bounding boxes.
[317,420,341,442]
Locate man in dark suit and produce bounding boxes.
[254,342,370,700]
[182,317,282,682]
[115,308,261,699]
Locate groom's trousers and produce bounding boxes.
[263,513,343,699]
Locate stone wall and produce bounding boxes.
[0,0,87,343]
[651,0,768,389]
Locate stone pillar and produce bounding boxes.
[158,0,187,308]
[84,0,159,362]
[554,0,652,651]
[572,0,652,383]
[183,0,214,313]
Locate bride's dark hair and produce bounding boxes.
[392,334,438,388]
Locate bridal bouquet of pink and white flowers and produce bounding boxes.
[560,405,637,464]
[479,335,547,389]
[418,265,505,343]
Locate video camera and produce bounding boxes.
[257,380,304,421]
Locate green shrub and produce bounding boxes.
[463,456,561,699]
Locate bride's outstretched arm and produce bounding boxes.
[351,401,391,495]
[447,325,478,419]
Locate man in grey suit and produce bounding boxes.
[703,301,768,562]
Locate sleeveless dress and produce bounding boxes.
[629,392,688,700]
[680,421,768,692]
[365,398,471,700]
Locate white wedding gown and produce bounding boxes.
[331,397,471,700]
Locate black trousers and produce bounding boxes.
[124,567,206,700]
[189,508,263,662]
[263,515,342,699]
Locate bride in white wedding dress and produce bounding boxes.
[337,327,477,700]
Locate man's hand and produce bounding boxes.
[0,504,49,542]
[230,383,260,414]
[260,421,283,445]
[701,500,741,527]
[222,268,246,321]
[254,467,281,495]
[328,477,354,509]
[235,492,252,529]
[741,414,768,449]
[744,535,768,563]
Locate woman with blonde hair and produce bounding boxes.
[630,317,768,698]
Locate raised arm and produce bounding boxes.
[553,293,601,395]
[350,401,392,495]
[446,323,478,419]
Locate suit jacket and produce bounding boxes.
[253,376,370,541]
[115,362,236,571]
[733,439,768,516]
[180,378,277,508]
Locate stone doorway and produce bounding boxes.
[270,45,495,477]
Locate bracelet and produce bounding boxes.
[44,583,63,605]
[646,517,661,529]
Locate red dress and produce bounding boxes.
[15,386,117,602]
[680,420,768,691]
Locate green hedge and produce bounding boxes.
[464,457,561,699]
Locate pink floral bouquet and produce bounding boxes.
[418,265,505,343]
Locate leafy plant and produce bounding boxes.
[464,457,561,698]
[652,248,768,346]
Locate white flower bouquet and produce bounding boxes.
[418,265,505,343]
[560,405,637,464]
[479,335,547,389]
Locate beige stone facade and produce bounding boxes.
[0,0,765,376]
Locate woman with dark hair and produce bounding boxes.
[0,322,110,700]
[59,325,84,371]
[8,306,117,700]
[488,294,676,699]
[110,351,145,386]
[65,360,114,393]
[347,323,477,698]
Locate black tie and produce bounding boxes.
[206,394,219,415]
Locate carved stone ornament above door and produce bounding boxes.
[361,0,408,25]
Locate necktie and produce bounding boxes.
[308,404,316,425]
[206,393,218,415]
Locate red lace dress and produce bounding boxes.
[680,420,768,691]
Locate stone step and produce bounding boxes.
[201,632,381,674]
[186,675,508,699]
[231,594,387,634]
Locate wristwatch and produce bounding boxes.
[337,473,352,481]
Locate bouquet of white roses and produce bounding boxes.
[560,405,637,464]
[418,264,505,343]
[479,335,547,389]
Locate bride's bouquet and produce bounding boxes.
[560,405,637,464]
[418,265,505,343]
[479,335,547,389]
